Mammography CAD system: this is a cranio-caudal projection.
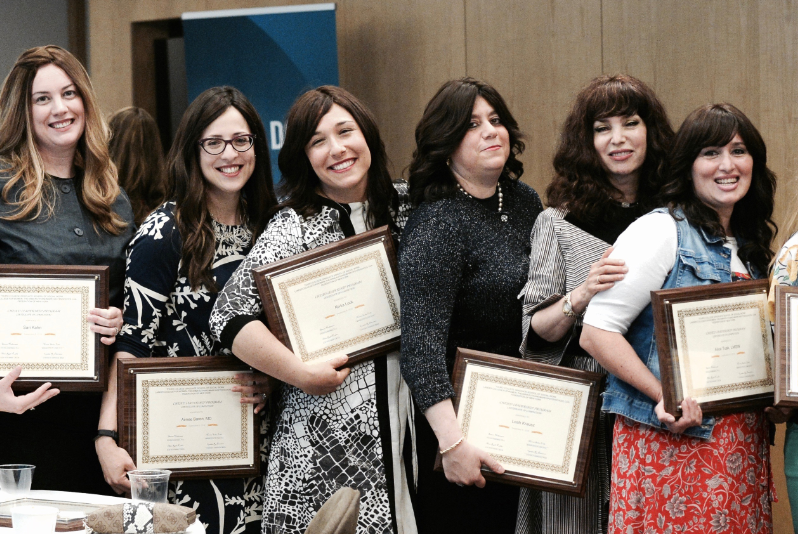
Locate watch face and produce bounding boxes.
[563,300,573,316]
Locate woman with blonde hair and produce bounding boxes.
[0,45,135,494]
[108,106,167,225]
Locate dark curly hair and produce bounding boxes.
[277,86,399,235]
[661,103,777,273]
[408,77,524,206]
[546,74,673,222]
[167,86,276,292]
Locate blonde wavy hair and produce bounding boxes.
[0,45,127,235]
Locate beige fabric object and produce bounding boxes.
[87,503,196,533]
[304,487,360,534]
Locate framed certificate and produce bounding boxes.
[652,279,774,416]
[117,355,260,479]
[0,264,109,392]
[774,285,798,406]
[434,349,603,496]
[253,225,400,367]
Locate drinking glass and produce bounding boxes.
[127,470,171,503]
[0,465,35,498]
[11,505,58,534]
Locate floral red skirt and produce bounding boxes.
[609,413,774,533]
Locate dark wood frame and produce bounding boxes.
[433,348,603,496]
[774,285,798,406]
[0,264,109,392]
[117,355,260,480]
[253,225,400,368]
[651,279,774,416]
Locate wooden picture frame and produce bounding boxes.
[117,355,260,480]
[0,264,109,392]
[253,225,400,368]
[433,349,603,496]
[651,279,774,417]
[774,285,798,407]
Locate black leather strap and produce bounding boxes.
[94,429,119,443]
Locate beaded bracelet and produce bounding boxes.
[439,436,464,455]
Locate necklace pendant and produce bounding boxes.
[501,214,508,222]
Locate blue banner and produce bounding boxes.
[182,4,339,182]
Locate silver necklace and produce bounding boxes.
[456,182,503,213]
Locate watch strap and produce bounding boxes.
[95,429,119,443]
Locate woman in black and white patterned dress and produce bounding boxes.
[96,86,277,534]
[210,86,416,534]
[515,75,673,534]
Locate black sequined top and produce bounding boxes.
[399,179,543,411]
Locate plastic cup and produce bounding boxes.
[11,505,58,534]
[128,469,171,503]
[0,465,35,498]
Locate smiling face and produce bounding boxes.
[449,96,510,185]
[691,133,753,225]
[198,106,255,203]
[593,114,647,184]
[305,103,371,203]
[30,64,85,162]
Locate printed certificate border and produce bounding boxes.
[460,371,583,476]
[652,279,775,417]
[139,376,250,465]
[253,226,401,368]
[433,348,603,497]
[676,298,773,399]
[277,248,400,362]
[0,264,108,391]
[118,355,260,480]
[775,285,798,406]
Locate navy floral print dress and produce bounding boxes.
[117,202,266,534]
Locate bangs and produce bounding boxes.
[688,108,739,149]
[588,80,649,121]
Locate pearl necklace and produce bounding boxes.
[456,182,503,213]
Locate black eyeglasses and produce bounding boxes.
[198,134,255,155]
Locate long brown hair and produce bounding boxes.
[277,86,398,233]
[662,103,777,273]
[546,74,673,221]
[0,45,127,234]
[167,86,276,292]
[108,107,167,225]
[408,77,524,206]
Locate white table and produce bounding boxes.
[0,490,205,533]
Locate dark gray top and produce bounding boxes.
[399,179,543,412]
[0,170,135,496]
[0,173,135,307]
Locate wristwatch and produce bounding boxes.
[562,292,583,318]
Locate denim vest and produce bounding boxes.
[601,207,762,440]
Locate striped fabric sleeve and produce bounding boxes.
[519,209,569,363]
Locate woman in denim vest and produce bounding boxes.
[581,103,777,533]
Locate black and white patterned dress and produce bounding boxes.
[210,183,415,534]
[117,202,266,534]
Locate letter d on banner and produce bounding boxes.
[270,121,284,150]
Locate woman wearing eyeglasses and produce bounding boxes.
[95,86,277,534]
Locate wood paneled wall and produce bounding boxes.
[89,2,798,530]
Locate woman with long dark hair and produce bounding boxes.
[516,74,673,534]
[96,86,277,534]
[210,86,416,534]
[0,45,134,494]
[107,106,167,225]
[399,77,543,532]
[581,103,777,533]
